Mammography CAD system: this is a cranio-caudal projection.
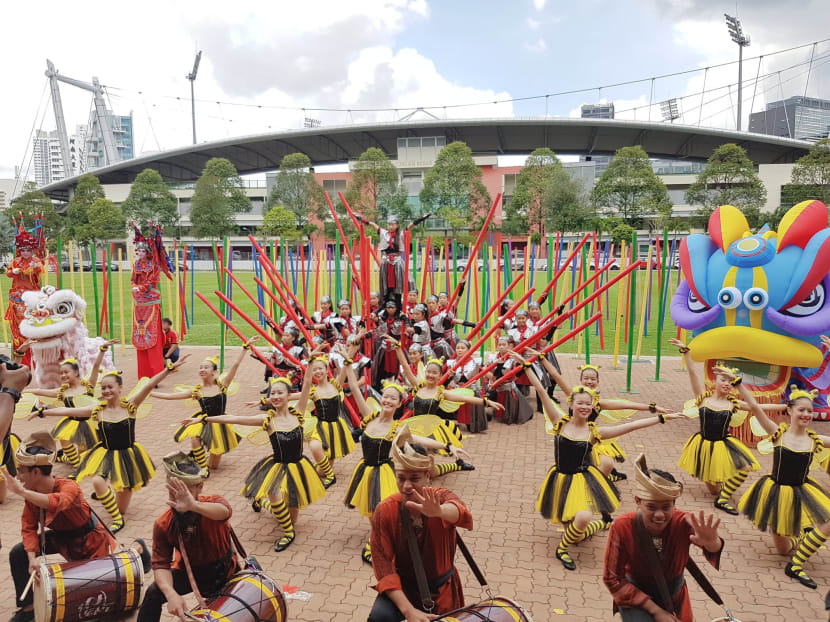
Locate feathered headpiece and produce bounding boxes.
[132,222,174,280]
[12,213,45,255]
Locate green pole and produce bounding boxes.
[106,244,114,338]
[220,237,229,371]
[623,231,639,393]
[653,228,669,382]
[56,237,63,289]
[582,243,590,364]
[335,229,342,303]
[90,245,100,336]
[345,238,352,300]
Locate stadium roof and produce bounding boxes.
[39,117,814,200]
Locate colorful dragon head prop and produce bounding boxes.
[671,200,830,410]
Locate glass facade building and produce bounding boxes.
[749,97,830,142]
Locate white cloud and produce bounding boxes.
[526,17,541,30]
[525,38,548,54]
[533,0,547,10]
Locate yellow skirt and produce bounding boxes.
[344,460,398,518]
[241,455,327,509]
[316,417,356,459]
[537,465,620,524]
[51,417,98,451]
[174,418,241,456]
[594,439,626,463]
[74,443,156,492]
[677,433,760,484]
[738,475,830,536]
[1,433,21,477]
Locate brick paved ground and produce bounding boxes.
[2,347,827,622]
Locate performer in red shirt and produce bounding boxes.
[6,431,120,622]
[137,450,239,622]
[162,318,180,364]
[603,454,724,622]
[369,424,473,621]
[4,225,45,368]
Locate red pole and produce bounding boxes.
[464,273,525,343]
[323,192,363,294]
[420,237,431,298]
[195,291,281,373]
[537,233,591,302]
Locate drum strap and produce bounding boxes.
[456,536,487,587]
[633,512,675,615]
[400,501,435,613]
[178,532,207,609]
[38,509,46,557]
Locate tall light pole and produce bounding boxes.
[725,14,750,131]
[186,51,202,144]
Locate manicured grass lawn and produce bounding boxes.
[14,266,684,358]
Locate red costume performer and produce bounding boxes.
[5,221,45,368]
[131,223,172,379]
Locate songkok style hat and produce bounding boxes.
[15,431,56,467]
[633,454,683,502]
[391,424,434,472]
[162,450,208,485]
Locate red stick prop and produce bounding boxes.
[251,273,314,346]
[537,233,591,302]
[489,312,603,390]
[323,192,363,296]
[462,272,525,343]
[338,191,381,267]
[446,192,501,310]
[439,287,534,384]
[195,291,280,374]
[420,237,431,298]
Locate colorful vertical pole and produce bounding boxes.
[117,247,126,356]
[612,240,626,368]
[624,232,639,393]
[56,237,63,289]
[582,243,590,363]
[653,228,669,382]
[91,245,100,336]
[335,229,342,303]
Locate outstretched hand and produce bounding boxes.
[668,337,686,349]
[404,487,444,518]
[166,477,197,513]
[688,510,721,552]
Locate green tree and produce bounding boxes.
[268,153,325,237]
[121,169,179,229]
[781,138,830,207]
[8,182,63,250]
[344,148,409,226]
[64,174,105,243]
[420,141,491,237]
[591,146,672,227]
[0,217,14,255]
[610,223,636,247]
[260,204,298,239]
[86,199,126,246]
[685,143,766,230]
[189,158,250,239]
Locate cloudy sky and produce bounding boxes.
[2,0,829,182]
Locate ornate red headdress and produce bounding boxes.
[131,221,173,280]
[12,213,45,256]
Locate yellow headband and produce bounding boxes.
[578,364,600,373]
[568,384,599,406]
[382,379,407,394]
[270,376,292,387]
[712,361,740,377]
[426,357,444,368]
[789,385,819,403]
[309,354,329,365]
[61,357,79,367]
[204,355,220,367]
[102,370,122,379]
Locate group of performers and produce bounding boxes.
[2,211,830,621]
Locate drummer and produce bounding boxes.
[6,431,121,622]
[137,451,239,622]
[368,424,473,621]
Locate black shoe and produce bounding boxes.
[251,499,262,513]
[361,543,372,564]
[556,548,576,571]
[260,387,269,395]
[9,608,34,622]
[133,538,151,573]
[455,459,475,471]
[785,562,817,589]
[322,475,336,489]
[714,498,739,516]
[274,533,295,552]
[608,469,627,482]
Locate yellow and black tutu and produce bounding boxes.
[677,434,760,484]
[74,442,156,492]
[537,464,620,524]
[52,417,98,451]
[1,432,21,477]
[345,432,398,517]
[174,416,241,456]
[316,417,355,459]
[739,443,830,536]
[241,455,326,509]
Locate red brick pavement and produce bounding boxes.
[1,348,827,621]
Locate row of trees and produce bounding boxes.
[4,137,829,255]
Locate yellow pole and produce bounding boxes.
[175,250,183,340]
[437,244,445,293]
[78,245,87,326]
[117,248,126,354]
[44,249,51,287]
[0,273,9,346]
[523,235,531,299]
[68,241,76,292]
[635,245,653,360]
[612,241,626,368]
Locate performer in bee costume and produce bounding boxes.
[736,380,830,590]
[531,351,671,482]
[152,338,256,472]
[514,351,683,571]
[342,340,474,565]
[24,339,117,467]
[32,356,190,532]
[672,339,786,515]
[182,374,326,552]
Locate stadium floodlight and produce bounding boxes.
[724,14,750,131]
[660,98,680,123]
